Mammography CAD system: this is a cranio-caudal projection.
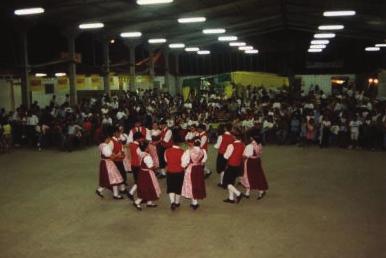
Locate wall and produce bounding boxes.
[378,70,386,98]
[0,79,22,111]
[296,74,356,94]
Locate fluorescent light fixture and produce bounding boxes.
[239,46,253,51]
[178,17,206,23]
[120,32,142,38]
[318,25,344,30]
[311,40,330,45]
[137,0,173,5]
[365,47,380,52]
[314,33,336,39]
[169,43,185,49]
[14,7,45,16]
[310,45,327,49]
[79,23,104,29]
[323,10,356,17]
[245,50,259,54]
[55,73,67,77]
[185,47,200,52]
[148,38,167,44]
[197,50,210,55]
[35,73,47,77]
[203,28,226,34]
[375,44,386,47]
[229,42,246,47]
[218,36,238,42]
[308,49,323,53]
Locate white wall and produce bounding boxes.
[0,79,22,112]
[296,74,356,94]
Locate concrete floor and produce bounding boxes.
[0,145,385,258]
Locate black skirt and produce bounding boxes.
[114,160,127,184]
[223,165,241,188]
[216,153,227,174]
[166,172,184,194]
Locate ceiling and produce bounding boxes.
[1,0,386,75]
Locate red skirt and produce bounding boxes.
[246,158,268,191]
[191,165,206,199]
[137,170,159,201]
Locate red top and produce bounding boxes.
[165,146,184,173]
[228,141,245,167]
[161,128,173,148]
[112,138,124,161]
[131,126,147,139]
[219,133,234,154]
[129,142,140,167]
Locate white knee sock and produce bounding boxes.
[204,167,211,174]
[160,169,166,176]
[168,193,175,204]
[135,198,142,205]
[192,199,198,205]
[97,187,104,192]
[147,201,153,205]
[228,185,240,197]
[119,184,126,191]
[228,190,234,200]
[245,189,251,196]
[129,184,137,195]
[175,195,181,204]
[220,172,224,184]
[112,186,119,197]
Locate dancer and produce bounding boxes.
[158,120,173,178]
[197,124,212,178]
[128,121,150,143]
[95,127,124,199]
[214,124,234,187]
[132,141,161,211]
[111,126,127,193]
[164,142,185,210]
[148,122,161,173]
[181,138,207,210]
[223,129,245,204]
[127,132,143,200]
[240,130,269,200]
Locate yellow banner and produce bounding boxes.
[90,75,102,90]
[76,75,86,90]
[57,77,69,92]
[182,87,190,101]
[231,71,289,88]
[29,77,43,92]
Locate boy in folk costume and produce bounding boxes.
[164,141,185,210]
[111,126,128,194]
[132,141,161,211]
[181,138,208,210]
[118,126,131,173]
[127,132,143,200]
[214,124,235,187]
[148,122,161,173]
[240,129,269,200]
[185,125,198,146]
[128,121,151,143]
[222,128,245,204]
[158,120,173,178]
[95,127,124,200]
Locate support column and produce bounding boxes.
[174,53,180,94]
[149,48,155,89]
[67,33,77,105]
[102,40,111,96]
[20,31,31,108]
[129,45,136,91]
[164,48,170,93]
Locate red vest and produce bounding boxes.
[165,146,184,173]
[161,128,173,148]
[219,133,234,154]
[131,126,147,139]
[199,132,208,150]
[129,142,140,167]
[228,141,245,167]
[112,138,124,161]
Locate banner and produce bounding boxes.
[90,75,102,90]
[29,77,43,92]
[231,71,289,88]
[57,77,69,92]
[76,75,86,90]
[182,87,190,101]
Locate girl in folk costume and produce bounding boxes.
[148,122,161,172]
[158,120,173,178]
[214,124,235,187]
[127,132,143,200]
[95,127,124,200]
[118,126,131,174]
[132,141,162,211]
[185,125,198,146]
[111,126,128,193]
[164,142,185,210]
[197,124,212,178]
[222,128,245,204]
[240,130,269,200]
[181,138,208,210]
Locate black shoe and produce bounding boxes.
[119,189,127,195]
[190,204,199,210]
[236,194,243,204]
[175,203,181,208]
[146,204,158,208]
[257,191,266,200]
[132,203,142,211]
[205,172,212,179]
[127,192,134,201]
[113,195,124,200]
[217,183,224,188]
[242,193,250,199]
[157,174,166,179]
[171,203,176,211]
[95,190,104,199]
[223,199,235,204]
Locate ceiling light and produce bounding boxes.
[375,44,386,47]
[185,47,200,52]
[110,39,115,44]
[14,7,45,16]
[148,38,167,44]
[311,40,330,45]
[197,50,210,55]
[218,36,238,42]
[55,73,67,77]
[229,42,246,47]
[323,10,356,17]
[314,33,336,39]
[35,73,47,77]
[203,28,226,34]
[120,32,142,38]
[178,17,206,23]
[310,45,326,49]
[137,0,173,5]
[318,25,344,30]
[169,43,185,49]
[245,50,259,54]
[308,49,323,53]
[79,23,104,29]
[365,47,380,52]
[239,46,253,51]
